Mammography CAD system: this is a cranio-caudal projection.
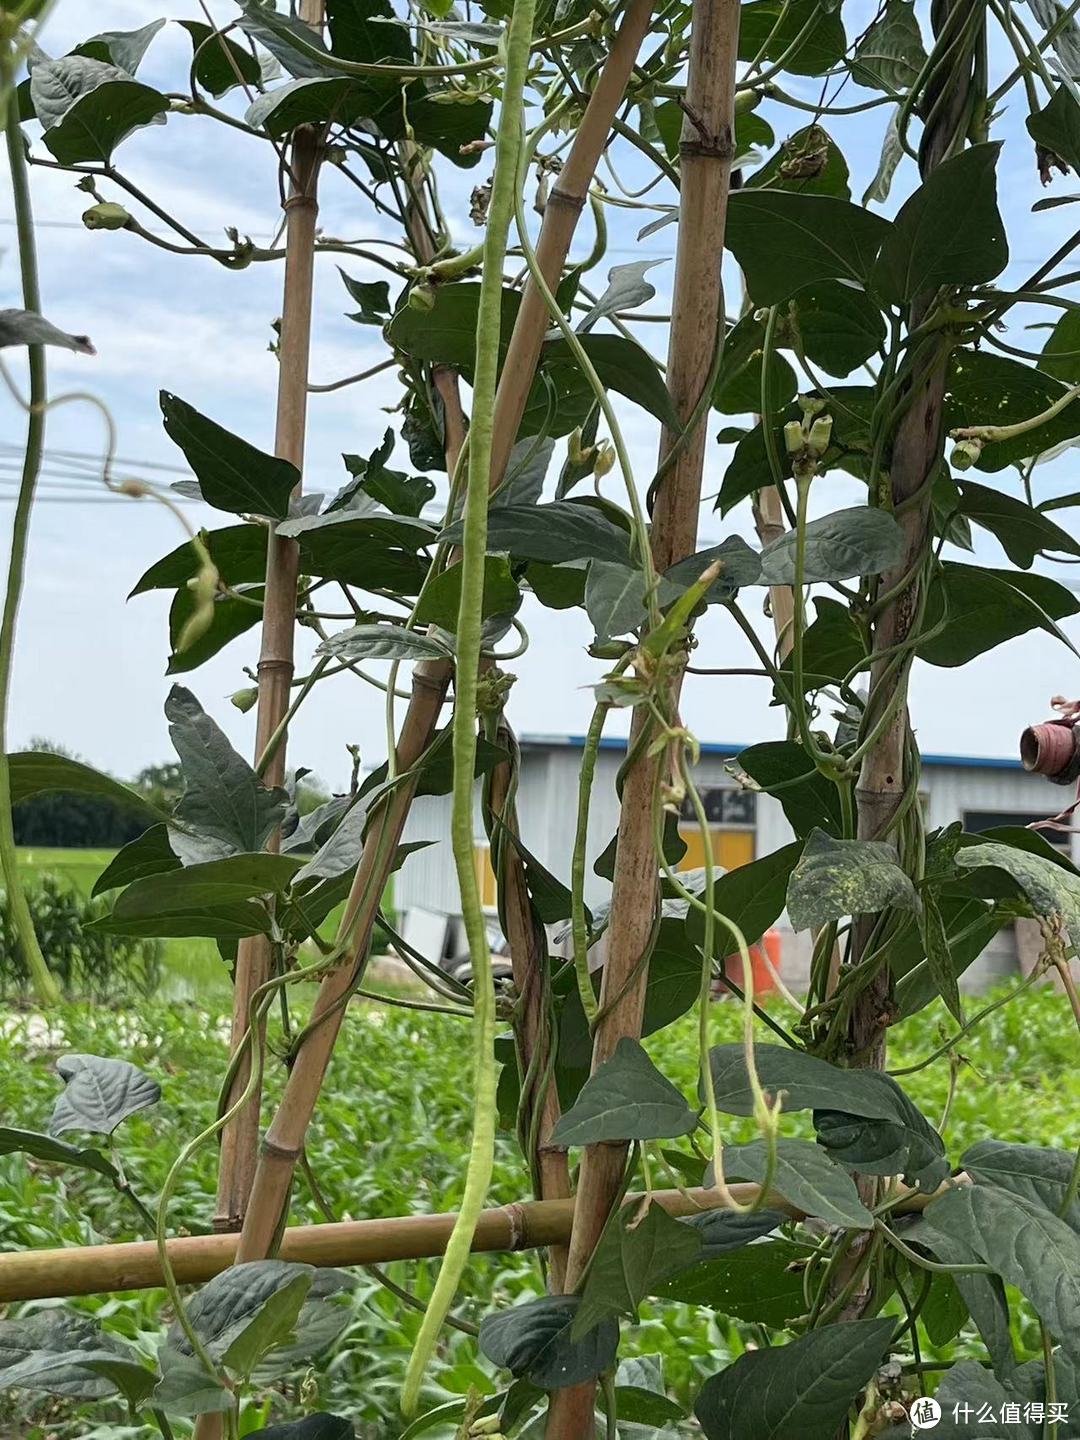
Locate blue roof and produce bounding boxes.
[519,733,1024,771]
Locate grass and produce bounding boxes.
[1,978,1077,1437]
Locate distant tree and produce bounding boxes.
[12,738,149,849]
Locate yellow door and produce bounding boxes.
[677,826,754,873]
[474,845,498,909]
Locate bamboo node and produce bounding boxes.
[261,1137,304,1161]
[546,186,587,214]
[503,1201,528,1250]
[282,192,319,214]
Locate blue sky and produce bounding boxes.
[2,0,1079,791]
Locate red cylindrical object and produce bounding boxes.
[1021,720,1076,778]
[720,928,781,996]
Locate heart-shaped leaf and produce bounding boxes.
[693,1318,895,1439]
[480,1296,618,1389]
[584,560,648,641]
[574,1200,703,1337]
[964,1140,1080,1231]
[786,827,918,930]
[30,57,168,164]
[686,842,801,952]
[719,1138,873,1229]
[725,191,890,305]
[760,507,904,584]
[49,1054,161,1137]
[161,393,299,520]
[654,1237,810,1325]
[169,1261,317,1377]
[550,1038,699,1145]
[166,686,288,864]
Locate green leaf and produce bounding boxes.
[776,596,867,695]
[713,311,798,414]
[0,1126,117,1179]
[166,686,288,864]
[94,854,300,939]
[317,623,453,663]
[413,556,520,632]
[76,20,166,74]
[179,20,262,96]
[659,537,762,605]
[480,1296,619,1389]
[721,1138,873,1229]
[925,1185,1080,1350]
[725,191,890,306]
[167,587,262,673]
[574,1201,702,1336]
[864,109,904,204]
[492,820,583,926]
[600,1383,685,1429]
[710,1040,910,1120]
[442,501,630,565]
[639,940,703,1036]
[170,1261,316,1377]
[760,507,904,584]
[933,1364,1032,1438]
[8,750,160,821]
[964,1139,1080,1232]
[327,0,415,64]
[945,349,1080,472]
[0,308,95,354]
[1038,305,1080,383]
[814,1080,950,1191]
[920,562,1080,666]
[848,0,927,91]
[1028,85,1080,175]
[686,842,802,951]
[549,1037,698,1145]
[578,259,664,330]
[955,480,1080,566]
[238,1,336,77]
[903,1216,1015,1374]
[245,76,393,134]
[131,523,267,597]
[738,0,847,76]
[584,560,647,641]
[653,1238,809,1326]
[153,1348,232,1417]
[0,1312,136,1401]
[680,1206,788,1258]
[957,839,1080,939]
[30,58,168,164]
[737,741,843,838]
[919,890,964,1023]
[248,1419,353,1440]
[920,1270,969,1347]
[48,1054,160,1137]
[545,333,680,429]
[275,511,436,593]
[874,144,1007,303]
[338,438,435,518]
[787,827,918,931]
[746,124,851,199]
[693,1319,895,1440]
[161,393,299,520]
[339,284,392,335]
[784,280,886,376]
[893,894,1004,1019]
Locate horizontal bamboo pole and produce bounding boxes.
[0,1182,947,1303]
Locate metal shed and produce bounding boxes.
[395,734,1071,989]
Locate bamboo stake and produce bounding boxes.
[851,0,978,1070]
[0,1181,951,1304]
[487,0,656,485]
[546,1,740,1430]
[227,13,660,1274]
[214,3,325,1236]
[752,485,794,662]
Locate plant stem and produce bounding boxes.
[399,0,537,1412]
[0,64,61,1007]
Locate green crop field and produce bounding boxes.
[14,845,114,895]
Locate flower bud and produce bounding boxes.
[951,437,983,471]
[82,201,130,231]
[408,284,436,313]
[783,421,805,456]
[797,393,827,419]
[594,443,616,477]
[230,687,259,713]
[806,414,833,457]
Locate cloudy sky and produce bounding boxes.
[2,0,1079,794]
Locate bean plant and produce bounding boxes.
[2,0,1080,1435]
